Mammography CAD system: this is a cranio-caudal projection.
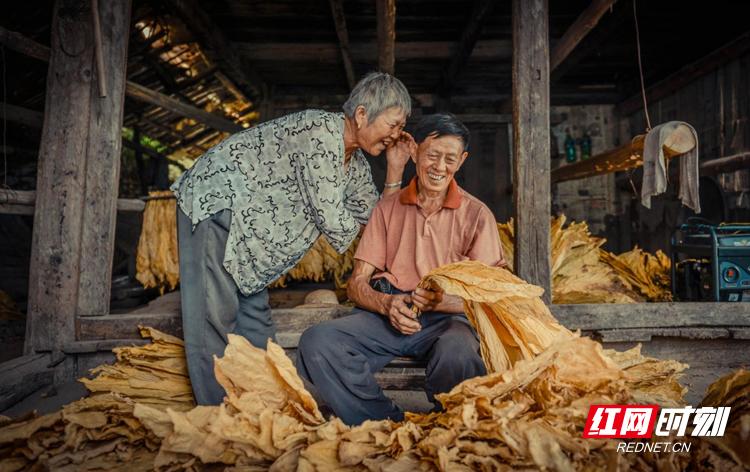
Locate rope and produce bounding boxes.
[2,45,7,189]
[633,0,652,132]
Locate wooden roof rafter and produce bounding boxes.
[438,0,496,99]
[162,0,265,105]
[327,0,357,90]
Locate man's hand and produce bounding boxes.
[384,294,421,335]
[385,131,417,170]
[411,287,444,313]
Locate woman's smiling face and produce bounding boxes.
[355,106,408,156]
[413,134,468,195]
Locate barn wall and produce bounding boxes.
[623,52,750,202]
[619,51,750,252]
[551,105,619,238]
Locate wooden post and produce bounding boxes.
[511,0,551,302]
[376,0,396,75]
[328,0,357,89]
[78,0,132,318]
[26,0,132,373]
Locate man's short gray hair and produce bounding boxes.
[342,72,412,122]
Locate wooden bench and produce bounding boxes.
[70,294,750,406]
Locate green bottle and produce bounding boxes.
[580,132,592,160]
[564,130,577,163]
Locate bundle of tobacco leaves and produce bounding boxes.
[498,216,642,304]
[687,369,750,471]
[79,327,194,411]
[270,236,359,290]
[135,191,180,294]
[0,327,189,471]
[601,247,673,302]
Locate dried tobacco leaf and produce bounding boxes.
[135,191,179,293]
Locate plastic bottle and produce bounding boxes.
[564,130,577,163]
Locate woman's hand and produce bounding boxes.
[384,294,421,335]
[385,131,417,171]
[411,287,444,313]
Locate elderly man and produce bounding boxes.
[296,114,505,425]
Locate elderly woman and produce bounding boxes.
[172,72,415,405]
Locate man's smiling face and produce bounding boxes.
[413,134,468,195]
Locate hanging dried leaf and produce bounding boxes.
[270,236,359,290]
[135,191,179,294]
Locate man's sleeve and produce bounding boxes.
[353,203,388,271]
[467,207,506,267]
[344,154,380,225]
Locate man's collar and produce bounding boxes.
[398,177,462,209]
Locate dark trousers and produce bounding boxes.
[177,208,276,405]
[295,301,486,426]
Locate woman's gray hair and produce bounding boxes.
[342,72,411,121]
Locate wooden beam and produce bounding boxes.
[551,1,628,83]
[235,40,512,62]
[376,0,396,74]
[550,0,617,71]
[0,26,50,61]
[0,102,44,128]
[617,30,750,116]
[75,302,750,342]
[700,152,750,176]
[552,303,750,331]
[0,188,146,216]
[0,26,242,133]
[512,0,551,302]
[0,354,53,411]
[551,123,696,183]
[438,0,495,97]
[125,81,241,133]
[163,0,264,102]
[327,0,357,90]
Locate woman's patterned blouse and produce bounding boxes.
[171,110,379,295]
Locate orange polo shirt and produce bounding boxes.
[354,177,506,292]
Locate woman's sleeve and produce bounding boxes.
[292,115,361,254]
[344,155,380,225]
